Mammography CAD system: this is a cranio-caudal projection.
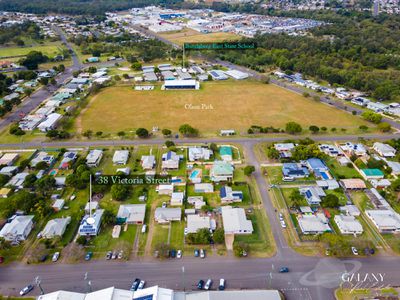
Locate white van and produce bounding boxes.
[141,224,147,233]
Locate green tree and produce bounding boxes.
[321,194,339,208]
[35,161,49,170]
[233,241,249,257]
[309,125,320,134]
[111,184,129,200]
[162,128,172,136]
[361,111,382,124]
[136,128,149,138]
[213,228,225,244]
[289,190,306,208]
[285,122,302,134]
[378,122,391,132]
[179,124,199,137]
[23,174,37,188]
[165,140,175,148]
[267,147,280,159]
[244,165,255,176]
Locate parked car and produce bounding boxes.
[19,284,34,296]
[279,213,284,220]
[280,220,286,228]
[154,250,159,258]
[141,225,147,233]
[279,267,289,273]
[162,202,167,208]
[130,278,141,291]
[112,251,118,259]
[170,249,177,258]
[204,279,212,290]
[219,279,225,290]
[106,251,112,260]
[351,247,359,256]
[52,252,60,262]
[85,251,93,261]
[197,279,204,290]
[184,228,189,235]
[138,280,146,290]
[200,249,206,259]
[39,254,48,262]
[118,250,124,259]
[0,256,4,264]
[194,249,200,257]
[177,250,182,259]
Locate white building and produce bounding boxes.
[221,206,253,235]
[365,210,400,233]
[224,69,249,80]
[113,150,129,165]
[41,217,71,239]
[86,150,103,167]
[188,147,212,161]
[161,151,180,169]
[170,192,184,206]
[0,215,34,242]
[194,183,214,193]
[157,184,174,195]
[186,214,211,234]
[141,155,156,170]
[334,215,363,235]
[37,113,62,132]
[154,207,181,224]
[298,214,331,235]
[373,142,396,158]
[78,209,104,236]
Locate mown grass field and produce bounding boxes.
[0,42,64,58]
[79,81,369,135]
[159,28,241,45]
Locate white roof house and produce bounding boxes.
[78,209,104,236]
[0,215,34,241]
[41,217,71,239]
[37,113,62,132]
[154,207,181,224]
[387,161,400,175]
[186,214,211,234]
[373,142,396,158]
[187,196,206,209]
[188,147,212,161]
[194,183,214,193]
[117,204,146,224]
[298,214,331,235]
[113,150,129,165]
[170,192,184,206]
[157,184,174,195]
[161,151,180,169]
[334,215,363,235]
[221,206,253,235]
[52,199,65,211]
[0,153,19,166]
[86,150,103,167]
[141,155,156,170]
[224,69,249,80]
[366,210,400,233]
[7,172,29,188]
[85,201,99,213]
[339,205,360,217]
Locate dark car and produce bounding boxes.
[19,284,34,296]
[218,279,225,290]
[279,267,289,273]
[106,251,112,260]
[85,251,93,261]
[130,278,141,291]
[370,248,375,255]
[170,249,176,258]
[0,256,4,264]
[194,249,200,257]
[197,279,205,290]
[39,254,48,262]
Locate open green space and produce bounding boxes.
[0,43,65,58]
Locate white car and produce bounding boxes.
[138,280,146,290]
[52,252,60,262]
[351,247,359,256]
[280,220,286,228]
[279,213,284,221]
[177,250,182,259]
[204,279,212,290]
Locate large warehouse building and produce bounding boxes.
[163,80,200,90]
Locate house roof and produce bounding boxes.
[221,206,253,234]
[154,207,181,221]
[187,214,211,233]
[41,217,71,237]
[211,161,234,176]
[334,214,363,233]
[117,204,146,223]
[361,169,384,177]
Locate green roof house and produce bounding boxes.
[360,169,384,180]
[211,161,234,182]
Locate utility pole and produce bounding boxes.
[35,276,44,295]
[182,44,185,69]
[182,266,185,292]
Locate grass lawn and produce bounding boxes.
[0,43,65,58]
[79,81,369,135]
[158,28,241,45]
[326,158,361,179]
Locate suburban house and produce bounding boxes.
[7,172,29,188]
[316,180,340,190]
[0,187,12,198]
[0,215,34,242]
[194,183,214,193]
[0,166,19,176]
[157,184,174,195]
[373,142,396,158]
[154,207,181,224]
[186,214,211,234]
[40,217,71,239]
[221,206,253,235]
[31,151,55,167]
[52,199,65,211]
[387,161,400,175]
[282,163,309,179]
[113,150,129,165]
[219,146,233,162]
[188,147,212,161]
[297,213,331,235]
[37,113,62,132]
[187,196,206,209]
[334,215,363,235]
[161,151,180,169]
[85,201,99,213]
[370,179,391,189]
[170,192,184,206]
[360,169,384,180]
[340,142,367,156]
[78,209,104,236]
[116,204,146,224]
[365,210,400,233]
[86,150,103,168]
[319,144,342,157]
[0,153,19,166]
[58,151,77,169]
[220,186,243,204]
[339,179,367,190]
[339,205,360,217]
[299,186,326,206]
[274,143,295,158]
[141,155,156,170]
[210,161,234,182]
[306,158,330,179]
